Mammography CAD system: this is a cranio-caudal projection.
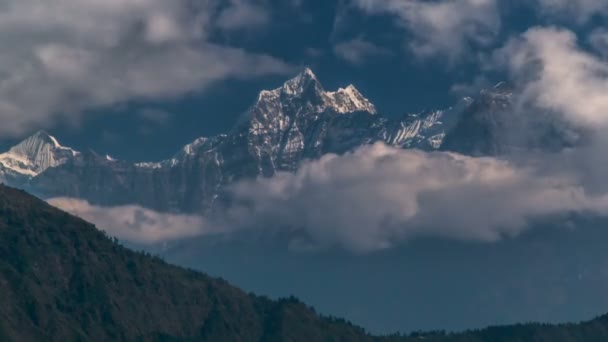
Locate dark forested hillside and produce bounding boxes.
[1,183,608,341]
[399,315,608,342]
[0,184,378,341]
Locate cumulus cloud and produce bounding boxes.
[351,0,500,61]
[495,27,608,128]
[222,143,608,253]
[0,0,291,138]
[216,0,271,32]
[333,37,390,65]
[491,26,608,194]
[47,142,608,252]
[48,198,209,244]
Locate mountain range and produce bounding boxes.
[0,69,577,214]
[1,69,607,340]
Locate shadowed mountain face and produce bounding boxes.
[2,185,608,341]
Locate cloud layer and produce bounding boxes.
[47,144,608,252]
[48,198,209,244]
[0,0,291,137]
[225,143,608,252]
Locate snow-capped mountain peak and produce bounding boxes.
[279,67,323,97]
[0,130,79,177]
[325,84,377,114]
[253,68,377,118]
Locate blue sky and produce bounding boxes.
[0,0,606,161]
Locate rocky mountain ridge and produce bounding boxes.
[0,69,575,214]
[0,69,457,213]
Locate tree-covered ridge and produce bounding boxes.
[398,314,608,342]
[1,183,608,341]
[0,184,379,341]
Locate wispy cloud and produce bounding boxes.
[333,37,390,65]
[138,108,172,125]
[48,198,209,244]
[47,141,608,253]
[535,0,608,23]
[350,0,500,62]
[589,28,608,58]
[0,0,292,138]
[224,143,608,252]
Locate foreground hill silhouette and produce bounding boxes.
[1,184,608,341]
[0,185,379,341]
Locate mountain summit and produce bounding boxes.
[254,68,377,117]
[0,131,79,182]
[277,67,324,97]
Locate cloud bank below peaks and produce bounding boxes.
[47,198,210,244]
[48,142,608,253]
[225,143,608,253]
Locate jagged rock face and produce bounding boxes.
[242,68,381,176]
[239,68,455,177]
[6,69,455,213]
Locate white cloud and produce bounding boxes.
[225,143,608,253]
[351,0,500,61]
[495,27,608,128]
[333,37,389,65]
[47,142,608,252]
[48,198,209,244]
[490,26,608,194]
[0,0,291,137]
[216,0,271,32]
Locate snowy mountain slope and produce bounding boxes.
[0,131,79,183]
[5,69,475,213]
